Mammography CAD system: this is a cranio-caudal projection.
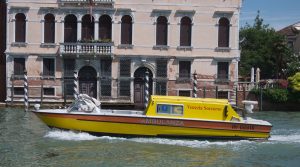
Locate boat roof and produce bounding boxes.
[151,95,230,105]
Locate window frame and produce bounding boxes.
[15,13,26,43]
[43,87,55,96]
[13,87,24,96]
[156,16,168,46]
[64,14,77,43]
[99,15,112,41]
[178,90,191,97]
[179,16,192,47]
[121,15,133,45]
[44,13,55,43]
[43,58,55,77]
[218,17,230,48]
[217,62,229,80]
[13,57,25,76]
[81,14,95,41]
[178,60,191,79]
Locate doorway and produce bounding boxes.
[78,66,97,98]
[134,67,153,109]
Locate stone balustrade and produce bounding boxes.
[60,42,113,55]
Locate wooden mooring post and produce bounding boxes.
[24,70,28,112]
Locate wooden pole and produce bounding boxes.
[11,75,14,105]
[24,70,28,112]
[74,71,78,99]
[40,75,43,106]
[215,86,218,99]
[144,69,149,109]
[193,71,197,98]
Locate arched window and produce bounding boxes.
[99,15,112,41]
[44,13,55,43]
[64,14,77,42]
[156,16,168,46]
[121,15,132,45]
[180,17,192,46]
[218,17,230,47]
[15,13,26,42]
[82,14,94,40]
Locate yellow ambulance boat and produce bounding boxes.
[33,94,272,139]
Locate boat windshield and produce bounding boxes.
[67,99,86,112]
[67,96,100,113]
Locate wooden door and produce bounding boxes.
[134,67,153,109]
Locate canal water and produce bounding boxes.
[0,108,300,167]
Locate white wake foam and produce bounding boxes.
[44,130,127,141]
[269,134,300,143]
[44,130,300,148]
[129,138,254,149]
[44,130,100,141]
[44,130,254,148]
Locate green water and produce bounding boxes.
[1,108,300,167]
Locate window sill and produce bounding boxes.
[118,44,134,49]
[41,43,56,48]
[176,77,191,83]
[215,78,230,84]
[215,47,231,52]
[43,95,56,97]
[177,46,193,51]
[153,45,169,50]
[11,75,25,80]
[11,42,27,47]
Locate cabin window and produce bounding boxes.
[157,104,183,115]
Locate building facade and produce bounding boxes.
[6,0,242,107]
[0,1,6,102]
[278,22,300,55]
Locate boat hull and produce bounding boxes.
[34,111,272,139]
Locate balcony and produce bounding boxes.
[59,0,114,3]
[60,42,113,56]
